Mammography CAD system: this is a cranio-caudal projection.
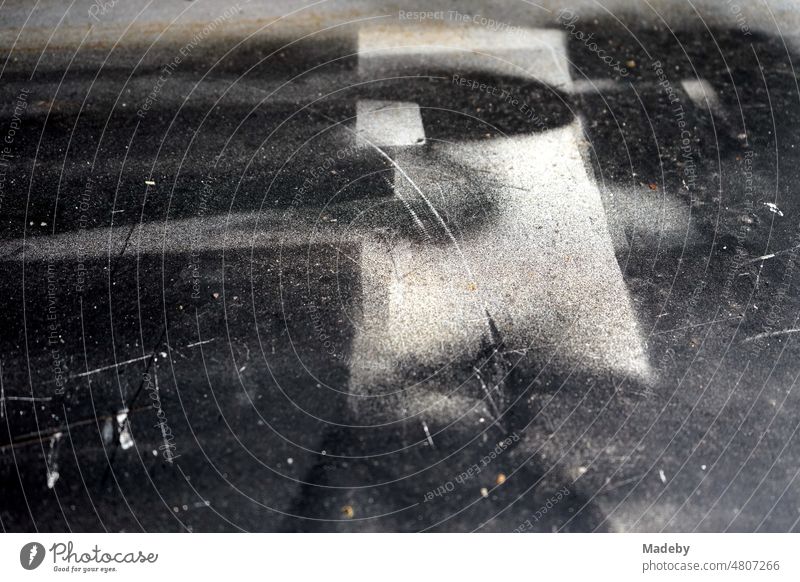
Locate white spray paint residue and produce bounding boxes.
[46,431,63,489]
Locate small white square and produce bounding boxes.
[355,100,426,147]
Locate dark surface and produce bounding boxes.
[1,1,799,532]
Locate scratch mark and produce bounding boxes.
[745,253,776,264]
[0,405,152,452]
[654,316,740,335]
[741,245,800,266]
[741,328,800,344]
[310,106,455,250]
[186,338,216,349]
[75,353,153,378]
[473,365,502,423]
[331,246,360,266]
[599,472,646,495]
[4,396,53,402]
[343,115,429,237]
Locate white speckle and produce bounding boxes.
[701,464,707,471]
[119,431,134,450]
[145,180,156,186]
[117,410,134,450]
[101,417,114,444]
[680,79,720,110]
[421,420,435,448]
[152,449,158,456]
[40,222,47,227]
[45,431,63,489]
[239,365,247,373]
[658,468,667,483]
[480,487,489,498]
[578,466,588,475]
[160,351,168,359]
[763,202,784,217]
[321,450,327,456]
[287,457,293,465]
[47,470,60,489]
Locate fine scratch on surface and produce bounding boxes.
[4,396,53,402]
[741,328,800,344]
[311,101,478,284]
[186,338,216,349]
[739,245,800,266]
[328,107,431,242]
[473,365,502,424]
[75,353,153,378]
[745,253,776,264]
[599,472,648,495]
[653,316,741,335]
[0,407,156,452]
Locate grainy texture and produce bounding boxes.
[1,0,799,533]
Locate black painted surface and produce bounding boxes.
[1,3,799,532]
